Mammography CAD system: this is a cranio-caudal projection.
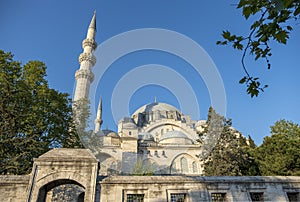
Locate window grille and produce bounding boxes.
[170,193,186,202]
[211,193,226,202]
[250,192,264,202]
[126,194,144,202]
[287,192,299,202]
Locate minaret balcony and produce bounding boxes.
[78,52,96,66]
[75,69,94,82]
[82,38,97,50]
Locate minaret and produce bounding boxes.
[94,97,103,133]
[73,11,97,101]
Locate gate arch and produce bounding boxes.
[37,178,85,202]
[31,171,87,202]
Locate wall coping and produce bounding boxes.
[100,175,300,184]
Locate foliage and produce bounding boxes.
[202,107,260,176]
[254,119,300,176]
[131,158,155,176]
[217,0,300,97]
[202,113,300,176]
[0,50,82,175]
[71,98,102,153]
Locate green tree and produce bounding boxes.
[0,50,82,175]
[218,0,300,97]
[255,119,300,176]
[202,108,260,176]
[131,158,155,176]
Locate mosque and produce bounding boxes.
[73,11,211,176]
[95,100,207,176]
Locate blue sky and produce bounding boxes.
[1,0,299,145]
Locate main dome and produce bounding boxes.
[131,102,182,125]
[132,102,181,118]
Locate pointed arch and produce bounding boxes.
[96,152,119,175]
[170,153,200,175]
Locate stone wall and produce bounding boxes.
[1,149,300,202]
[100,176,300,202]
[0,175,30,202]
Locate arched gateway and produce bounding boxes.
[27,149,99,202]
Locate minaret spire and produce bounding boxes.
[94,97,103,133]
[87,10,96,40]
[73,11,97,101]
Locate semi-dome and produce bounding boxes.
[138,132,154,141]
[132,102,181,117]
[159,130,193,145]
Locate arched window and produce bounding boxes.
[192,161,198,173]
[171,162,177,174]
[161,129,164,136]
[110,161,117,170]
[180,157,188,173]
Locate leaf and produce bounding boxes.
[243,6,252,19]
[239,76,247,84]
[247,80,260,97]
[282,0,294,8]
[286,26,293,31]
[233,41,243,50]
[294,6,300,16]
[237,0,246,9]
[250,21,261,29]
[222,31,231,40]
[275,30,288,44]
[237,43,243,50]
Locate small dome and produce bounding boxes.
[138,132,154,141]
[123,122,137,129]
[118,117,134,123]
[101,129,119,138]
[159,130,193,145]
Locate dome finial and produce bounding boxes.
[154,96,157,103]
